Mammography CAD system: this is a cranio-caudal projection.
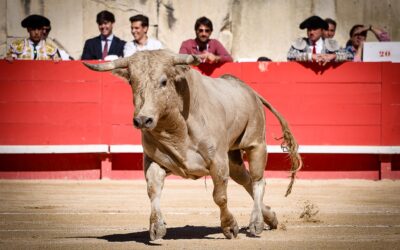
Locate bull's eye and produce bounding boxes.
[160,79,167,87]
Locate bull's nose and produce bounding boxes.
[142,117,152,128]
[133,116,154,129]
[133,117,142,128]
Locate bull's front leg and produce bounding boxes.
[210,156,239,239]
[144,156,167,241]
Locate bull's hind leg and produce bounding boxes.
[228,150,278,230]
[229,146,278,235]
[210,156,239,239]
[144,155,167,241]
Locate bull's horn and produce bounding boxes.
[173,54,201,66]
[82,57,130,71]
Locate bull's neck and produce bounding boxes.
[150,109,188,145]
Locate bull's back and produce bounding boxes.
[191,71,266,147]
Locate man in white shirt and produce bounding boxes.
[123,14,163,57]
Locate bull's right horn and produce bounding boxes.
[83,57,130,71]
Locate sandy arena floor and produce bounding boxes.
[0,178,399,249]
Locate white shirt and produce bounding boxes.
[307,37,324,60]
[123,37,163,57]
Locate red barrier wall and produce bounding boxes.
[0,61,399,179]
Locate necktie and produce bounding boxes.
[312,41,316,55]
[102,39,108,60]
[33,44,38,60]
[312,42,317,61]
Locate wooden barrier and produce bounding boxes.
[0,60,399,179]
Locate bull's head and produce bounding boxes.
[83,50,201,130]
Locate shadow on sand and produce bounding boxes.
[74,225,251,245]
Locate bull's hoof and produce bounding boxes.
[263,211,278,230]
[149,220,166,241]
[221,217,239,239]
[249,213,264,236]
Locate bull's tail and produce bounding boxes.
[257,94,302,197]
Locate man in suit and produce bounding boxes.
[81,10,126,60]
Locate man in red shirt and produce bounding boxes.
[179,16,233,64]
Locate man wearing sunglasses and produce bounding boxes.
[345,24,390,61]
[179,16,233,64]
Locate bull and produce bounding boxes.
[83,50,302,240]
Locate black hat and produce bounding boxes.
[21,15,50,29]
[299,15,328,30]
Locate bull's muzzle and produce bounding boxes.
[133,116,154,129]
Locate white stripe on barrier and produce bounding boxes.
[0,145,399,154]
[110,145,400,154]
[0,145,109,154]
[109,145,143,153]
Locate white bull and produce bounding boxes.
[83,50,302,240]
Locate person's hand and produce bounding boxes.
[360,25,370,33]
[320,54,336,66]
[204,52,219,64]
[314,54,336,66]
[4,56,14,63]
[198,53,208,63]
[354,40,364,61]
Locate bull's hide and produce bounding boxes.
[83,50,301,241]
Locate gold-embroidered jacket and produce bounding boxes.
[7,38,59,60]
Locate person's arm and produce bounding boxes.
[5,45,16,62]
[123,42,133,58]
[179,41,190,54]
[212,40,232,63]
[369,26,391,41]
[353,41,363,62]
[334,49,352,62]
[287,46,309,61]
[81,40,91,60]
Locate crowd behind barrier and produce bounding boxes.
[5,13,392,63]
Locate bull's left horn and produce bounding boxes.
[173,54,202,66]
[83,57,130,71]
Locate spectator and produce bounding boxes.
[123,14,163,57]
[257,56,272,62]
[41,18,74,60]
[345,24,391,61]
[179,16,233,64]
[5,14,59,61]
[81,10,125,60]
[287,15,350,65]
[323,18,337,38]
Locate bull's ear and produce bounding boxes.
[111,69,130,83]
[173,54,202,66]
